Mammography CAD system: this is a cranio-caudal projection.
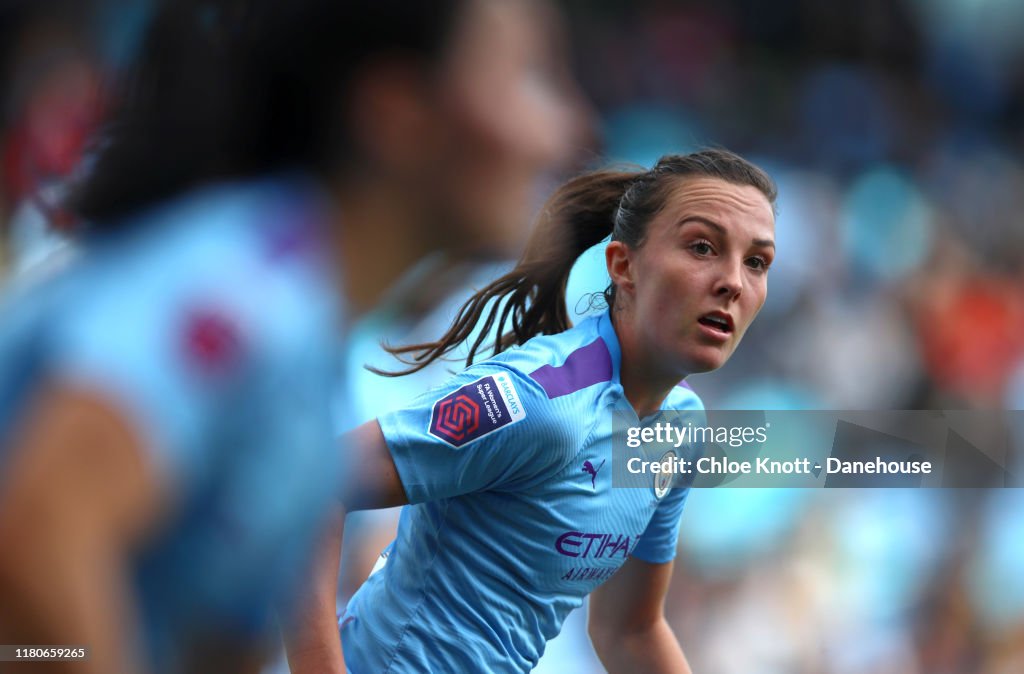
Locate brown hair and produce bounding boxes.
[380,148,777,375]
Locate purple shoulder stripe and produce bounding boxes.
[676,380,693,391]
[529,338,612,399]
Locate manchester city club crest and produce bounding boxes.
[654,450,675,499]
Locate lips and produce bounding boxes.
[697,311,734,334]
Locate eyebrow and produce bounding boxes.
[679,216,775,249]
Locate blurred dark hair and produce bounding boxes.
[380,148,777,375]
[71,0,465,224]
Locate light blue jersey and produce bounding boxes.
[341,311,702,672]
[0,178,345,672]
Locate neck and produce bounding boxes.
[331,179,440,315]
[611,309,683,419]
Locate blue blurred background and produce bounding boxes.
[1,1,1022,672]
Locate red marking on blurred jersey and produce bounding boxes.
[183,309,241,374]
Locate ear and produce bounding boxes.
[346,60,439,174]
[606,240,635,297]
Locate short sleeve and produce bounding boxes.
[378,363,574,504]
[630,485,690,564]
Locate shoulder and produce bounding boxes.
[493,316,614,404]
[487,320,617,454]
[3,182,342,458]
[388,357,590,462]
[384,318,614,452]
[68,178,341,368]
[419,361,563,440]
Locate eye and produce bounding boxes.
[690,239,714,256]
[746,256,771,272]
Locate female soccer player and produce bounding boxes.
[0,1,583,673]
[293,148,778,672]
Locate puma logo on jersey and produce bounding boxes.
[582,459,605,489]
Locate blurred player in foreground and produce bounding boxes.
[290,149,778,673]
[0,0,588,671]
[0,1,347,671]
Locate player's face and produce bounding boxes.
[622,177,775,375]
[428,0,589,256]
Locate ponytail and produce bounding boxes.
[378,169,640,375]
[379,148,777,376]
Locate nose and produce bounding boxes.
[714,259,743,300]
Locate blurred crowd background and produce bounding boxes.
[1,1,1021,673]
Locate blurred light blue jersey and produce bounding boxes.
[341,311,703,673]
[0,178,345,672]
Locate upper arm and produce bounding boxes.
[342,420,408,510]
[0,382,172,674]
[0,383,169,575]
[589,555,674,636]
